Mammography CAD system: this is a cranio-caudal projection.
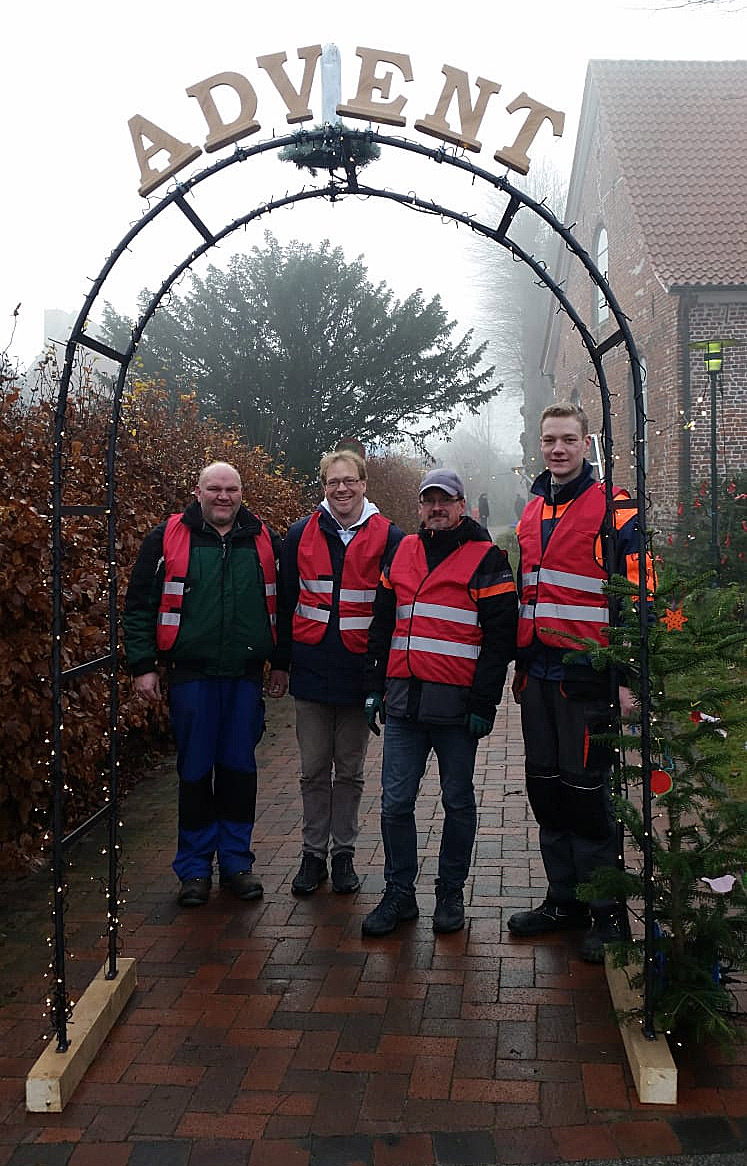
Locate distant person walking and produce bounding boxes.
[477,491,490,530]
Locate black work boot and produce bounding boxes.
[177,877,211,907]
[580,912,622,963]
[219,870,264,900]
[331,852,360,894]
[507,897,590,937]
[433,883,465,933]
[291,853,328,896]
[361,886,418,936]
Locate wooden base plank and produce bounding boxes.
[605,953,677,1105]
[26,957,137,1113]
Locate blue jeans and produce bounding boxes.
[380,715,478,893]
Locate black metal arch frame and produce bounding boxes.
[50,126,656,1050]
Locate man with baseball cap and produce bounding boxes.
[361,467,518,936]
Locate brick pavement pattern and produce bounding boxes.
[1,696,746,1164]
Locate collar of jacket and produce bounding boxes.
[530,459,596,507]
[318,497,381,533]
[417,514,490,554]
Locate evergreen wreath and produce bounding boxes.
[279,123,381,177]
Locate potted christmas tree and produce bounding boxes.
[578,565,747,1049]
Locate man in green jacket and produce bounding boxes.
[123,461,289,907]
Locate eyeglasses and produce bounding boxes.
[324,477,363,489]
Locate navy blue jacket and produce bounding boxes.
[280,506,405,705]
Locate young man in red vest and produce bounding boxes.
[123,462,289,907]
[361,469,518,936]
[281,451,404,896]
[508,403,648,962]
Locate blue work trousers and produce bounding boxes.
[380,715,478,894]
[169,677,265,880]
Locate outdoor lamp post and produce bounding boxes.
[704,340,724,584]
[690,338,734,586]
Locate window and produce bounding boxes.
[594,227,609,326]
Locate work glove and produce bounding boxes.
[465,711,494,739]
[364,693,386,736]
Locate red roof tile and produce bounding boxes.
[588,59,747,288]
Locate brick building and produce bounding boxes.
[540,59,747,532]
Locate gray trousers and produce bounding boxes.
[521,676,617,912]
[294,699,369,858]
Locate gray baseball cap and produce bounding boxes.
[418,469,465,498]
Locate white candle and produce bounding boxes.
[321,43,342,126]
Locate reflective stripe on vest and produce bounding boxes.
[386,535,491,686]
[156,513,278,651]
[293,510,391,653]
[517,483,624,650]
[156,515,190,651]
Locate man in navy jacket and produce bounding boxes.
[281,451,404,896]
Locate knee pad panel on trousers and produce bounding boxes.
[179,771,214,831]
[214,765,257,823]
[559,774,613,840]
[525,771,565,832]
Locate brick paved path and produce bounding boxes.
[1,696,746,1165]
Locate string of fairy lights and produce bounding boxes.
[44,125,661,1050]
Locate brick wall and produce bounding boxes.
[548,101,747,537]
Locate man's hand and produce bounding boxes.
[511,668,527,705]
[466,712,494,739]
[267,669,288,698]
[618,684,638,719]
[134,672,161,702]
[364,693,386,736]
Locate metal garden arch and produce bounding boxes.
[50,124,656,1051]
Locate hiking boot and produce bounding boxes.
[177,877,211,907]
[331,852,360,894]
[291,853,328,896]
[220,870,263,901]
[433,884,465,933]
[580,914,622,963]
[361,886,418,937]
[507,898,590,937]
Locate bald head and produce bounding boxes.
[195,462,242,534]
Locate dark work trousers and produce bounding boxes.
[169,677,265,881]
[521,676,617,914]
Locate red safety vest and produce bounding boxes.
[293,510,391,653]
[386,536,491,687]
[517,483,627,650]
[156,513,278,651]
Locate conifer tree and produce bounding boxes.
[578,566,747,1047]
